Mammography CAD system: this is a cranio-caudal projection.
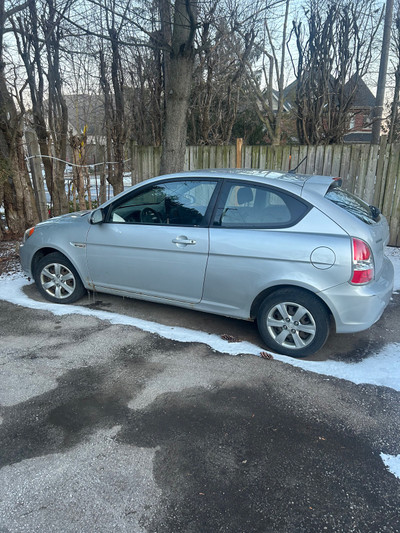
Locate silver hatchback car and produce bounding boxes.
[20,169,394,357]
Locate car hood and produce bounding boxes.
[36,210,91,227]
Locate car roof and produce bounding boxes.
[151,169,341,197]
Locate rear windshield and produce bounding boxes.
[325,188,378,225]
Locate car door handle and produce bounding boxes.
[172,237,196,245]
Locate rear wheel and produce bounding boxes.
[257,288,330,358]
[34,252,86,304]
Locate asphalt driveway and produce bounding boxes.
[0,278,400,532]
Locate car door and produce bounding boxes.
[203,180,312,314]
[86,179,219,303]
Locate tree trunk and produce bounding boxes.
[160,0,197,174]
[25,124,48,221]
[33,112,68,217]
[0,70,38,235]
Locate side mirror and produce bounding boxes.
[90,208,105,225]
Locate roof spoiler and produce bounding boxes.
[301,176,342,197]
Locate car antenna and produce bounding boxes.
[288,156,307,174]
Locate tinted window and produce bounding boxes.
[213,182,309,228]
[109,180,217,226]
[325,188,378,225]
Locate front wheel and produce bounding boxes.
[257,289,330,358]
[34,252,86,304]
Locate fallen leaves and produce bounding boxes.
[260,351,274,360]
[221,334,240,342]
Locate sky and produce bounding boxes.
[0,245,399,479]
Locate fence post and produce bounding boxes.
[236,138,243,168]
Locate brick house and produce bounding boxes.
[281,76,376,144]
[342,77,376,143]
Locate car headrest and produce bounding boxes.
[237,187,253,205]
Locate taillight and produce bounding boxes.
[351,238,374,284]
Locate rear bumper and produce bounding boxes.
[319,255,394,333]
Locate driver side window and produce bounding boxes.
[109,180,217,226]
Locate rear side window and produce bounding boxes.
[213,181,310,228]
[325,188,378,225]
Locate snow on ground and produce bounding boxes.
[380,453,400,480]
[1,247,399,477]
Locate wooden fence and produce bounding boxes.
[130,138,400,246]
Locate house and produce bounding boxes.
[342,77,375,144]
[281,76,376,144]
[64,94,106,163]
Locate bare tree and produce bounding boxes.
[0,0,38,235]
[97,1,131,195]
[12,0,71,215]
[245,0,290,145]
[59,0,280,173]
[291,0,383,145]
[188,15,257,145]
[128,45,164,146]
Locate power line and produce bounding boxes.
[25,154,131,168]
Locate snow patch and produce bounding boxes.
[380,453,400,480]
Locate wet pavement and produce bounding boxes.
[0,284,399,532]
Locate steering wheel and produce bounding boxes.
[140,207,162,224]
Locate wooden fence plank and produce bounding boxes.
[314,145,324,174]
[373,136,388,207]
[272,147,281,170]
[289,145,300,172]
[354,145,369,198]
[323,146,333,176]
[282,146,291,171]
[298,145,308,173]
[364,144,379,204]
[339,145,351,182]
[379,143,392,209]
[203,145,210,169]
[259,146,267,169]
[266,146,273,169]
[382,144,400,218]
[244,146,252,168]
[208,146,217,168]
[215,146,223,168]
[251,146,260,168]
[331,145,343,177]
[346,145,359,192]
[305,146,316,174]
[228,146,236,168]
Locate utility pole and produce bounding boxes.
[371,0,394,144]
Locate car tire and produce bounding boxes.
[257,288,330,358]
[34,252,86,304]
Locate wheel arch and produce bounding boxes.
[250,284,334,325]
[31,247,83,280]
